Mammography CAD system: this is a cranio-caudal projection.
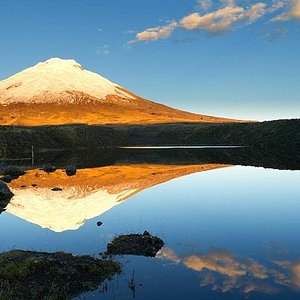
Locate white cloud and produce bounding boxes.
[262,26,289,41]
[221,0,236,7]
[180,2,279,32]
[269,0,288,13]
[197,0,213,11]
[180,6,245,32]
[247,3,267,22]
[292,0,300,17]
[271,0,300,21]
[131,0,291,43]
[96,45,110,56]
[271,12,291,21]
[132,21,177,43]
[125,30,136,34]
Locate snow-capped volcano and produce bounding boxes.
[0,57,135,104]
[0,58,238,125]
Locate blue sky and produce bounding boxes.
[0,0,299,120]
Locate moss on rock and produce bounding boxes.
[105,231,164,257]
[0,250,121,300]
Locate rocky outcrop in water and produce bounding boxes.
[105,231,164,257]
[0,181,13,213]
[0,250,121,300]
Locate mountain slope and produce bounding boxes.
[0,58,239,126]
[0,58,136,103]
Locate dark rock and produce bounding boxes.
[105,232,164,257]
[0,162,8,170]
[31,184,38,187]
[43,163,56,173]
[0,181,13,200]
[0,250,121,300]
[1,166,25,179]
[0,181,13,213]
[51,187,62,192]
[97,221,103,227]
[65,164,77,176]
[1,175,13,183]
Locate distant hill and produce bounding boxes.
[122,119,300,147]
[0,119,299,154]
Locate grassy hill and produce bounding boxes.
[0,119,299,158]
[121,119,300,147]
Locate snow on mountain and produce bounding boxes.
[0,57,239,125]
[0,57,135,104]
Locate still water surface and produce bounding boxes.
[0,148,300,299]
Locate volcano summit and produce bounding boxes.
[0,58,237,126]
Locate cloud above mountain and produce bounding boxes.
[197,0,213,11]
[180,6,246,32]
[134,21,177,42]
[271,0,300,21]
[130,0,298,43]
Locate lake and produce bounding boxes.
[0,147,300,299]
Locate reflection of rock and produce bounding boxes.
[0,250,120,300]
[65,164,77,176]
[51,187,63,192]
[5,163,230,232]
[106,231,164,257]
[1,174,13,183]
[43,163,56,173]
[0,165,25,179]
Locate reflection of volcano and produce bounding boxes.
[5,164,230,232]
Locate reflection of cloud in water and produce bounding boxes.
[273,260,300,288]
[155,248,181,264]
[184,253,247,277]
[156,248,300,296]
[264,241,289,256]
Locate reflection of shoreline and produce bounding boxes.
[5,163,231,232]
[2,146,300,171]
[120,146,245,149]
[157,247,300,296]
